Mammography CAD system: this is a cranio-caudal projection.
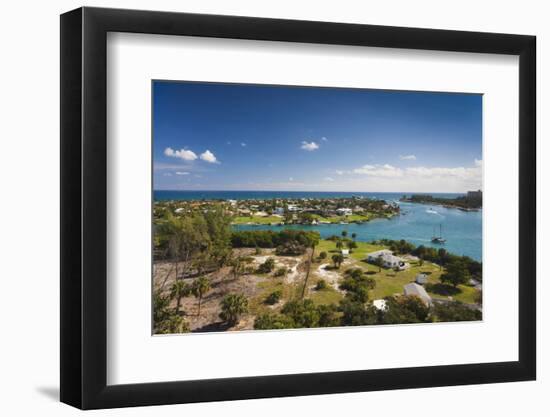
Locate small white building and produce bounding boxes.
[341,249,350,257]
[415,273,428,285]
[403,282,433,306]
[273,207,285,215]
[336,207,353,216]
[287,204,301,212]
[367,250,408,270]
[174,207,185,214]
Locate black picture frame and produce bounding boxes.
[60,6,536,410]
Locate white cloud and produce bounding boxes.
[301,141,319,151]
[321,137,328,142]
[289,177,294,181]
[200,150,219,164]
[164,147,198,161]
[324,177,335,182]
[175,171,189,176]
[241,142,247,147]
[475,159,482,167]
[163,173,172,177]
[399,154,417,160]
[227,141,232,145]
[353,164,403,177]
[335,170,346,175]
[346,160,482,191]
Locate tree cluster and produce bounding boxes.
[231,229,320,249]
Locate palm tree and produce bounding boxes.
[332,253,344,269]
[336,239,343,250]
[230,256,244,280]
[170,280,191,314]
[219,294,249,325]
[192,276,211,316]
[341,230,348,238]
[351,233,357,241]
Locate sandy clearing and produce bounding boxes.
[316,263,343,291]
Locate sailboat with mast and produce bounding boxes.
[431,224,446,244]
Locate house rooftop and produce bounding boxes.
[403,282,432,305]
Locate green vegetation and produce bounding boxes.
[401,193,482,209]
[374,238,482,281]
[153,200,481,333]
[318,238,480,304]
[170,280,191,315]
[231,229,320,249]
[219,294,249,325]
[275,241,307,256]
[232,216,283,224]
[265,290,283,305]
[257,258,276,274]
[315,279,328,290]
[380,295,430,324]
[192,276,211,316]
[274,267,288,277]
[340,268,376,303]
[308,285,343,306]
[153,290,190,334]
[433,301,482,322]
[331,253,344,268]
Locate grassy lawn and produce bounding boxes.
[314,240,480,305]
[249,276,303,315]
[232,216,282,224]
[247,240,479,319]
[308,285,344,306]
[367,260,478,304]
[311,214,371,223]
[316,239,385,258]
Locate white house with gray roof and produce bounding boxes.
[403,282,433,307]
[367,249,408,270]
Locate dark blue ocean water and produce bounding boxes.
[154,190,482,261]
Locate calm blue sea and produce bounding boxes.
[154,190,482,261]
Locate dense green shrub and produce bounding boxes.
[265,290,283,305]
[315,279,328,290]
[231,229,320,249]
[257,258,276,274]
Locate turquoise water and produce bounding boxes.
[154,190,482,261]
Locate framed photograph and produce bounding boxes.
[60,7,536,409]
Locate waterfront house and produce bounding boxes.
[336,207,353,216]
[366,249,408,270]
[403,283,433,307]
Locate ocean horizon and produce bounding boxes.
[154,190,466,201]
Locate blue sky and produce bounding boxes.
[153,81,482,192]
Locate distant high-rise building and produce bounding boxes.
[467,190,482,200]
